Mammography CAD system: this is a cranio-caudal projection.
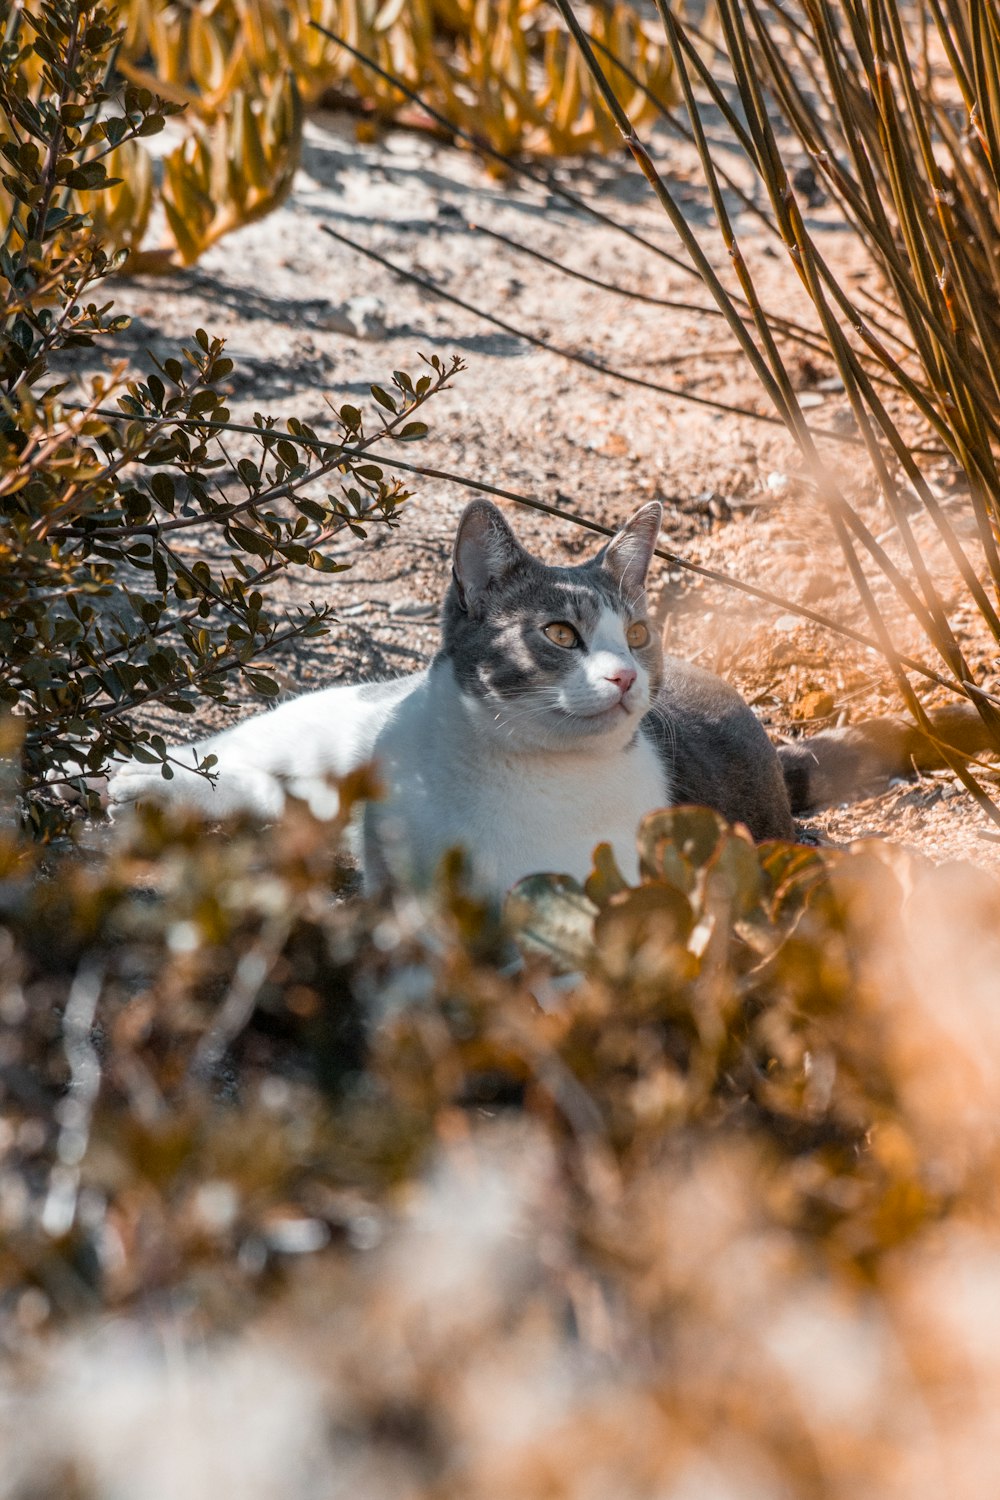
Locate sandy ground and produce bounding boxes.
[78,108,1000,870]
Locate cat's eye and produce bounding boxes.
[626,620,651,649]
[543,622,579,649]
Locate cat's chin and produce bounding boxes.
[485,702,646,755]
[557,702,646,748]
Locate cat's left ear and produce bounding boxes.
[453,499,528,612]
[601,501,663,594]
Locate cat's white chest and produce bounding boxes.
[371,672,668,891]
[459,740,666,889]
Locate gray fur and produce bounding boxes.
[642,657,795,841]
[776,700,997,811]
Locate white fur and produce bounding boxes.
[108,675,412,827]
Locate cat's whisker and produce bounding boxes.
[643,699,678,758]
[493,690,564,740]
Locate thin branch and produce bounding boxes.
[61,404,963,694]
[319,221,862,444]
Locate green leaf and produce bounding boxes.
[593,884,698,989]
[63,161,108,191]
[584,842,630,907]
[188,390,219,418]
[638,806,728,892]
[308,551,349,573]
[370,384,397,412]
[230,525,271,557]
[296,498,327,523]
[150,473,175,510]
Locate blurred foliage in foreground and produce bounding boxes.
[3,792,1000,1497]
[1,0,679,269]
[1,0,457,838]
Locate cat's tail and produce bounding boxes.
[778,701,997,815]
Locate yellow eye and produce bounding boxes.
[626,620,651,649]
[543,622,578,649]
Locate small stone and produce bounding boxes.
[801,572,837,603]
[793,689,836,721]
[316,294,387,340]
[828,408,859,435]
[765,471,790,496]
[775,614,801,632]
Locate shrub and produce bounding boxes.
[0,0,459,838]
[3,796,1000,1495]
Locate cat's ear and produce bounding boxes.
[601,502,662,594]
[453,500,526,611]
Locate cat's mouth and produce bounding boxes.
[568,700,636,724]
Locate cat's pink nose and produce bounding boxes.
[606,667,637,697]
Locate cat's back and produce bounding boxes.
[643,655,794,841]
[108,670,424,821]
[221,671,421,778]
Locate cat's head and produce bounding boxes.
[441,500,663,754]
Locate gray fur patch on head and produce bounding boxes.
[441,501,663,714]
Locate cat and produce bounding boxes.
[107,499,993,891]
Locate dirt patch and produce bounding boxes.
[73,109,1000,870]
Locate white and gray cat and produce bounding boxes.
[109,499,976,891]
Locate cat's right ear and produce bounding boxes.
[601,501,663,596]
[452,501,525,612]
